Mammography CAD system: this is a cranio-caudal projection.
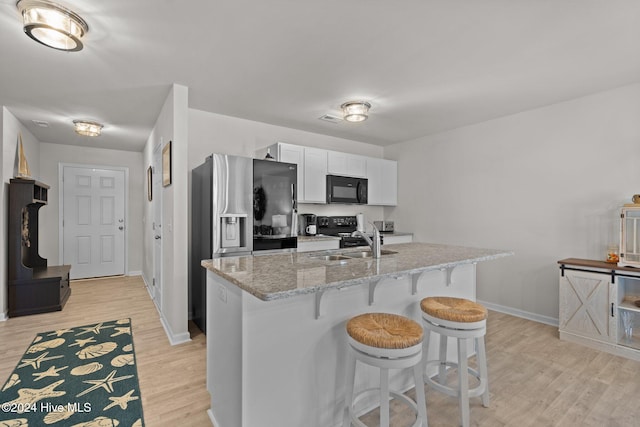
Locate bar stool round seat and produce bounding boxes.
[343,313,428,427]
[420,297,490,427]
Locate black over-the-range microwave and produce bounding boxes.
[326,175,368,204]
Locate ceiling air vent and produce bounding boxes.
[32,120,49,128]
[318,114,343,124]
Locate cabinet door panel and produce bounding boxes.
[303,148,327,203]
[559,271,615,342]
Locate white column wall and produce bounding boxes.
[384,83,640,322]
[142,84,190,345]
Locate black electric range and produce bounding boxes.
[316,216,383,248]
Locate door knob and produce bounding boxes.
[155,235,161,239]
[119,226,124,230]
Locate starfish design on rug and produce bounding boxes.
[69,337,97,348]
[3,379,66,409]
[76,369,134,397]
[47,328,75,337]
[32,365,68,381]
[110,327,131,337]
[18,351,64,370]
[75,322,115,336]
[103,389,139,411]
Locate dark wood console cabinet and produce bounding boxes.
[8,178,71,317]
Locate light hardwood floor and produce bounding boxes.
[0,276,210,427]
[2,276,639,426]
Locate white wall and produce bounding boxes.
[142,84,190,345]
[37,143,144,273]
[385,83,640,322]
[1,108,41,320]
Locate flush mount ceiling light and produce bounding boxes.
[341,101,371,123]
[17,0,89,52]
[73,120,103,137]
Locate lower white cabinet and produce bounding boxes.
[558,259,640,361]
[382,234,413,245]
[559,270,616,343]
[297,239,340,253]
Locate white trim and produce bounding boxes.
[127,270,142,277]
[207,409,217,427]
[58,163,129,277]
[0,312,7,322]
[159,311,191,345]
[478,299,559,327]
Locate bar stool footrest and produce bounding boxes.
[348,387,424,427]
[423,360,487,398]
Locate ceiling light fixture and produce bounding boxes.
[341,101,371,123]
[73,120,103,137]
[17,0,89,52]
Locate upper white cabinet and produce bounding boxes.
[259,142,397,206]
[264,143,327,204]
[366,158,398,206]
[327,151,366,178]
[303,147,327,203]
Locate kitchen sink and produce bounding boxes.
[342,249,398,258]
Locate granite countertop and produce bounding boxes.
[381,231,413,236]
[202,242,513,301]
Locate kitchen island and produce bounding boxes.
[202,242,512,427]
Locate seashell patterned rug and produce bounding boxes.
[0,318,144,427]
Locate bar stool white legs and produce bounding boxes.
[420,297,489,427]
[343,313,428,427]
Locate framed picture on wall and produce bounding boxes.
[147,166,153,201]
[162,141,172,187]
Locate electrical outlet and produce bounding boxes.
[218,285,227,303]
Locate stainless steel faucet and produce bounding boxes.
[351,223,381,258]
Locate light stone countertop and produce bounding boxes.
[201,242,513,301]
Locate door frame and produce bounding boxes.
[58,163,130,276]
[151,142,163,308]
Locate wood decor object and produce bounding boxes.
[8,178,71,317]
[17,133,31,178]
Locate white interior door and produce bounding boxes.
[62,165,126,279]
[152,146,163,309]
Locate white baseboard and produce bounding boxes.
[159,312,191,346]
[207,409,217,427]
[127,270,142,277]
[0,311,7,322]
[478,299,559,327]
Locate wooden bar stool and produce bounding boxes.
[420,297,489,427]
[343,312,428,427]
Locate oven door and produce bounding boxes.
[326,175,368,204]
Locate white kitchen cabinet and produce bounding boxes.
[559,269,616,343]
[262,143,327,204]
[327,151,366,178]
[366,157,398,206]
[383,234,413,245]
[259,143,397,206]
[557,259,640,361]
[303,147,327,203]
[296,238,340,253]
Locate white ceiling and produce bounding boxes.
[2,0,640,152]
